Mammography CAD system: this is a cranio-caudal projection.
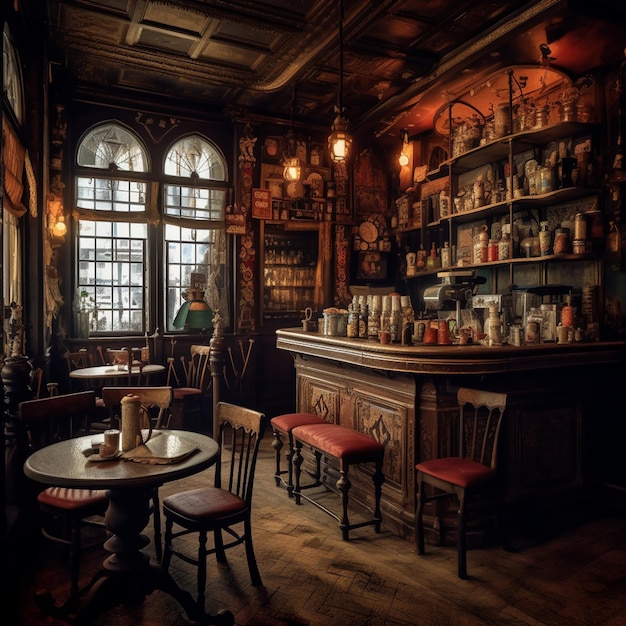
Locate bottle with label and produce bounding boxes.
[390,295,401,342]
[358,296,368,338]
[380,296,391,333]
[561,294,574,328]
[484,304,503,346]
[368,295,381,339]
[441,241,451,268]
[539,221,552,256]
[346,296,359,338]
[498,224,511,260]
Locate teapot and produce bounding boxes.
[120,394,153,451]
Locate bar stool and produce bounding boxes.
[270,412,325,497]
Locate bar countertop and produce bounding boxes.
[276,328,625,376]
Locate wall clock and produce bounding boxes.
[358,220,379,244]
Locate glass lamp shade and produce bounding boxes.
[283,156,302,182]
[173,292,213,331]
[328,113,352,163]
[52,214,67,237]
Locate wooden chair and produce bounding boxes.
[100,386,174,561]
[18,391,108,598]
[166,344,212,431]
[415,387,507,579]
[105,347,143,385]
[162,402,265,610]
[64,349,93,392]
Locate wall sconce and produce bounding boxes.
[398,129,410,167]
[48,195,67,237]
[328,0,352,163]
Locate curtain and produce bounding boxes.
[2,117,27,218]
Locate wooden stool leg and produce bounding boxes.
[271,430,284,487]
[337,462,351,541]
[416,473,426,555]
[286,435,296,498]
[458,491,468,579]
[372,458,384,533]
[293,441,303,505]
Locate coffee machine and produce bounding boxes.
[423,270,486,324]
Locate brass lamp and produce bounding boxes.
[283,84,302,182]
[173,288,213,331]
[328,0,352,163]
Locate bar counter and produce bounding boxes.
[276,328,625,543]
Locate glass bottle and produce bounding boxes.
[380,296,391,333]
[539,221,552,256]
[390,295,401,342]
[368,295,381,339]
[358,295,368,339]
[401,295,415,345]
[498,224,511,260]
[561,294,574,328]
[484,304,503,346]
[346,296,358,338]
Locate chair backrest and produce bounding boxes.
[65,349,92,373]
[457,387,507,470]
[215,402,265,505]
[167,344,211,393]
[18,391,97,451]
[100,386,174,429]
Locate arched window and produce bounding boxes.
[163,135,228,332]
[74,123,150,334]
[3,26,23,124]
[73,124,229,337]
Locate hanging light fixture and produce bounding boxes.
[283,84,302,183]
[398,129,410,167]
[328,0,352,163]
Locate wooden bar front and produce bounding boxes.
[276,328,624,544]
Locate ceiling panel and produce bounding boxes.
[46,0,626,145]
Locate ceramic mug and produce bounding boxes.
[99,428,120,458]
[379,330,391,345]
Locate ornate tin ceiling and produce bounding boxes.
[46,0,626,144]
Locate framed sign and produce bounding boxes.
[252,188,272,219]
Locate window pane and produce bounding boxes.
[77,220,148,333]
[164,223,226,332]
[76,177,146,213]
[77,123,147,172]
[164,184,225,221]
[164,135,225,180]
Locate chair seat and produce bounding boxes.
[173,387,203,400]
[271,412,325,433]
[416,457,495,489]
[292,423,384,463]
[38,487,108,511]
[164,487,246,520]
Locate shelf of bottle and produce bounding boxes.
[426,122,596,177]
[403,252,595,280]
[394,186,600,234]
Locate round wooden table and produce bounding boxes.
[69,363,165,382]
[24,430,233,625]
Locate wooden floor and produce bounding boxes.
[7,437,626,626]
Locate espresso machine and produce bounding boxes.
[423,270,486,325]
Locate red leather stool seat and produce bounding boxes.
[291,422,384,540]
[270,412,325,496]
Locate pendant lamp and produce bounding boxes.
[328,0,352,163]
[283,84,302,183]
[173,288,213,332]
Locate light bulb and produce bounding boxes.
[399,152,410,167]
[52,214,67,237]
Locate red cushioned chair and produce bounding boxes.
[162,402,265,611]
[270,412,325,497]
[415,387,507,579]
[19,391,108,599]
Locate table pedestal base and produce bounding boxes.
[35,487,234,625]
